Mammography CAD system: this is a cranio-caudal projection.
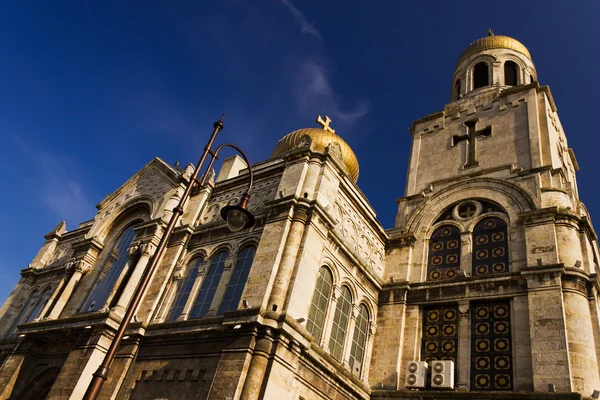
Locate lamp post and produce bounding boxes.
[83,115,255,400]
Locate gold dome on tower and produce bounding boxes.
[456,31,532,67]
[272,115,360,181]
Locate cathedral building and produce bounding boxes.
[0,33,599,400]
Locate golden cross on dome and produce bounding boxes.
[316,115,335,134]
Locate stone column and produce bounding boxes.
[562,271,600,395]
[178,266,206,321]
[320,285,341,351]
[342,304,360,370]
[238,329,275,400]
[360,321,377,383]
[368,285,408,390]
[113,242,156,317]
[46,260,91,320]
[153,268,183,322]
[522,265,572,392]
[460,232,472,276]
[267,204,309,313]
[456,300,470,390]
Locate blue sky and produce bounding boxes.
[1,1,599,304]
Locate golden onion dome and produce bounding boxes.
[456,34,532,67]
[272,116,359,181]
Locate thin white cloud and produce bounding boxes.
[295,60,371,124]
[277,0,324,45]
[14,138,94,226]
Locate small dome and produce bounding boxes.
[456,35,531,67]
[272,117,359,181]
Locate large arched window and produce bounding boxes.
[218,246,256,315]
[25,287,52,323]
[167,257,203,321]
[328,286,352,361]
[504,61,518,86]
[349,304,369,377]
[306,266,333,343]
[473,62,489,89]
[82,224,138,313]
[473,217,509,276]
[428,225,461,280]
[189,251,228,319]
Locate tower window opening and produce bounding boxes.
[473,62,489,89]
[455,79,461,99]
[530,74,535,83]
[504,61,518,86]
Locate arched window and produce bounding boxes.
[306,266,333,343]
[504,61,518,86]
[428,225,461,280]
[25,287,52,323]
[530,74,535,83]
[473,217,509,276]
[167,257,203,321]
[328,286,352,361]
[473,62,489,89]
[190,251,228,318]
[455,79,461,99]
[218,246,256,315]
[8,291,39,335]
[82,224,138,313]
[349,304,369,377]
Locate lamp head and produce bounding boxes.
[220,193,255,232]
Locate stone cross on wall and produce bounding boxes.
[317,115,336,133]
[452,119,492,168]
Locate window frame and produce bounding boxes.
[189,250,228,319]
[306,266,334,343]
[81,223,139,313]
[328,285,353,361]
[218,246,256,315]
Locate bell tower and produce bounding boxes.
[372,33,600,396]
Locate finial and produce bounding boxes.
[487,28,494,36]
[316,115,335,133]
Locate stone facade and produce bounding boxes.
[1,33,599,400]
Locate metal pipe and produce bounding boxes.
[83,116,226,400]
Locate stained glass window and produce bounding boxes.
[218,247,256,315]
[25,287,52,323]
[189,251,227,319]
[306,267,333,343]
[428,225,461,281]
[328,286,352,361]
[471,301,513,391]
[82,224,137,313]
[473,217,509,276]
[167,257,203,321]
[422,305,458,367]
[349,304,369,376]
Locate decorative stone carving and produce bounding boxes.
[199,177,280,224]
[139,242,157,257]
[332,192,385,277]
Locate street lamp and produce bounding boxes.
[83,115,255,400]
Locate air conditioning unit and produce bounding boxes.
[405,361,428,389]
[430,360,454,389]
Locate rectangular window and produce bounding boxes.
[471,301,513,391]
